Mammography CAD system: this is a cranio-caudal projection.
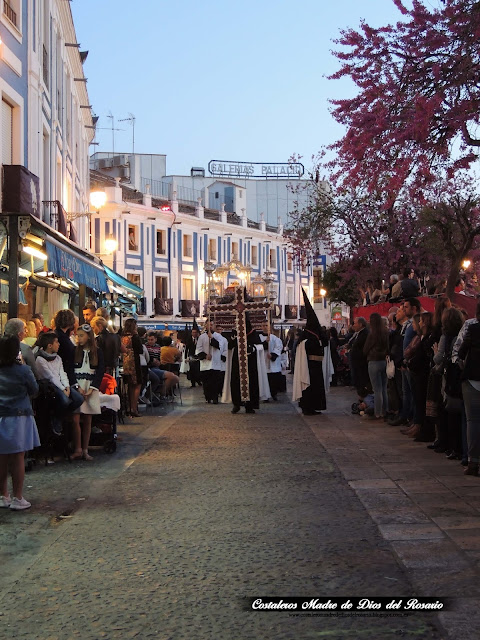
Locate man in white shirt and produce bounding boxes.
[208,321,228,404]
[195,324,214,403]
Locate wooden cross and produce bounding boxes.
[208,287,272,402]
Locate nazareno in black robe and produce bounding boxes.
[298,330,328,412]
[229,329,262,409]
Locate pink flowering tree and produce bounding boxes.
[329,0,480,196]
[286,1,480,304]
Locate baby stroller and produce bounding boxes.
[90,403,118,454]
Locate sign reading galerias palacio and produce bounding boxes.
[208,160,304,179]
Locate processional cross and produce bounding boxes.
[208,287,272,402]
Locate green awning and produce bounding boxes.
[104,265,143,299]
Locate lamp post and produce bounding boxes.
[204,260,217,306]
[104,234,118,254]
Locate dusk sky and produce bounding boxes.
[72,1,408,176]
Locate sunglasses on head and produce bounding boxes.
[80,324,92,333]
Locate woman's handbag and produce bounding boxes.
[386,356,395,379]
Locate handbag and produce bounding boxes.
[386,356,395,379]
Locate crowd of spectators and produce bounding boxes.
[358,268,480,306]
[346,296,480,477]
[0,304,184,510]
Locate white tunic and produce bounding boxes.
[195,332,212,372]
[266,335,283,374]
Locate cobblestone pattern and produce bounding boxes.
[0,391,441,639]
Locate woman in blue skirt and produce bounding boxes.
[0,335,39,511]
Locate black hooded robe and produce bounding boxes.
[298,331,328,413]
[229,329,262,410]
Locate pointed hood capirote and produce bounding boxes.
[302,288,322,339]
[192,317,199,332]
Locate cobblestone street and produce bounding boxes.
[2,384,480,639]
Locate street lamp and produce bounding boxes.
[462,259,471,270]
[104,234,118,254]
[90,190,107,211]
[320,288,327,297]
[252,274,265,298]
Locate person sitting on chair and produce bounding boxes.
[35,332,84,434]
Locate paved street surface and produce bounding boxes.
[2,382,480,639]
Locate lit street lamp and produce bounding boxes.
[90,190,107,211]
[104,234,118,254]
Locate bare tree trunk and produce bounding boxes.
[445,261,461,300]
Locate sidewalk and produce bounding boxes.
[309,387,480,640]
[0,384,477,639]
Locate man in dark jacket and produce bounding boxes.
[92,317,121,374]
[348,317,371,397]
[400,268,420,298]
[458,307,480,475]
[185,319,202,387]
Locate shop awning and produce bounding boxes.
[45,239,109,293]
[104,265,143,299]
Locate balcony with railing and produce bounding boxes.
[42,200,72,240]
[140,177,170,200]
[3,0,17,27]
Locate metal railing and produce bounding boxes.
[176,184,204,205]
[141,177,171,200]
[3,0,17,27]
[42,200,68,238]
[227,213,241,226]
[204,210,221,221]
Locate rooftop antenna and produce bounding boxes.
[119,113,136,155]
[93,115,124,156]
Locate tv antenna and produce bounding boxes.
[104,112,125,156]
[119,113,136,154]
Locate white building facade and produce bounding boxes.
[91,174,316,325]
[90,153,320,227]
[1,0,93,247]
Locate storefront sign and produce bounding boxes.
[208,160,304,179]
[46,241,108,292]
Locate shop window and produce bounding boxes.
[128,225,139,252]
